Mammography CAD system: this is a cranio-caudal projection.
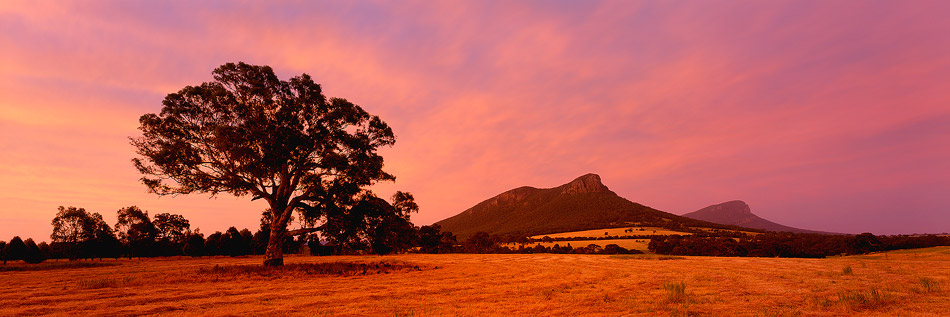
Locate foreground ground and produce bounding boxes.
[2,247,949,316]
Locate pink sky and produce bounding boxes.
[2,1,949,241]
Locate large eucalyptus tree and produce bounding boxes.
[132,62,396,266]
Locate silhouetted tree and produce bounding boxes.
[37,241,52,260]
[252,211,272,255]
[204,232,224,256]
[418,225,447,253]
[22,239,45,264]
[116,206,157,258]
[131,62,397,266]
[50,206,114,259]
[366,192,418,255]
[252,231,268,255]
[151,213,190,256]
[239,229,254,255]
[464,232,495,254]
[850,232,883,254]
[321,192,418,255]
[153,213,190,244]
[440,231,459,253]
[222,227,247,256]
[3,236,26,264]
[88,212,121,259]
[183,230,206,256]
[0,241,5,263]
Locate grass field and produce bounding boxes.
[529,226,691,239]
[2,247,950,316]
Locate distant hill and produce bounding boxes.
[435,174,742,239]
[681,200,833,234]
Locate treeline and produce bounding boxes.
[5,205,949,264]
[1,205,462,264]
[648,232,950,258]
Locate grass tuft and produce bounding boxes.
[842,265,853,275]
[836,288,890,311]
[664,281,688,303]
[914,277,939,293]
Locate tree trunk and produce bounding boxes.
[263,222,287,266]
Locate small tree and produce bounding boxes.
[464,232,495,254]
[417,225,446,254]
[239,229,254,254]
[23,239,45,264]
[88,212,121,260]
[321,192,418,255]
[116,206,157,258]
[51,206,96,257]
[0,241,6,263]
[204,231,224,255]
[132,62,399,266]
[153,213,190,244]
[51,206,119,260]
[222,227,248,257]
[37,242,53,259]
[3,236,27,264]
[183,230,206,257]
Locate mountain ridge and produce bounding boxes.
[681,200,834,234]
[435,173,746,239]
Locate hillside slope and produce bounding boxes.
[435,174,738,239]
[682,200,831,234]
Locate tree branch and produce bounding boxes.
[287,227,323,237]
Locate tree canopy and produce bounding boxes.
[132,62,398,265]
[153,213,190,243]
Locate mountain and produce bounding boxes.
[681,200,830,234]
[435,173,739,239]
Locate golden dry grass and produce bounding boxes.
[2,247,950,316]
[529,226,690,239]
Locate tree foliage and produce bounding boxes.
[131,62,397,266]
[417,224,458,254]
[322,192,419,255]
[2,236,26,264]
[116,206,157,257]
[50,206,119,260]
[51,206,95,244]
[153,213,190,243]
[22,238,45,264]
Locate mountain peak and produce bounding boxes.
[717,200,753,216]
[682,200,833,234]
[435,173,705,239]
[560,173,609,194]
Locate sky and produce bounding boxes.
[2,1,949,241]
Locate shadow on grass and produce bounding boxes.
[0,261,119,272]
[196,261,430,278]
